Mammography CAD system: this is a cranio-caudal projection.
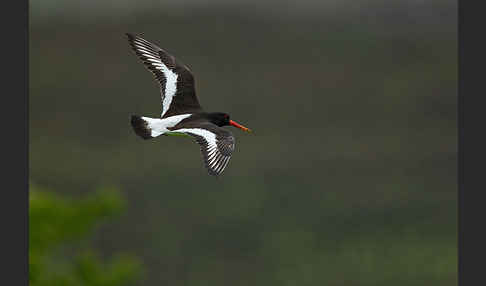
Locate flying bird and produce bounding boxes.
[126,33,251,176]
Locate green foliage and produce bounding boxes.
[29,184,143,286]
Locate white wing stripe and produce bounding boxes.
[208,150,217,161]
[175,128,217,144]
[161,71,178,116]
[221,157,230,170]
[133,45,156,54]
[133,38,154,46]
[132,43,153,50]
[216,157,228,173]
[207,147,215,155]
[215,160,225,173]
[130,36,179,117]
[174,128,226,172]
[215,154,226,168]
[136,49,157,57]
[143,55,162,61]
[133,37,156,46]
[211,156,222,169]
[208,154,217,164]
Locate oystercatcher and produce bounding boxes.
[126,33,251,176]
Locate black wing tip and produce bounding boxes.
[205,158,229,177]
[207,169,221,177]
[130,115,153,140]
[125,33,142,43]
[125,33,137,46]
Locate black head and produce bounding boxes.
[208,112,231,127]
[207,112,252,132]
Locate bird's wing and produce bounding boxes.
[126,33,203,118]
[174,124,235,176]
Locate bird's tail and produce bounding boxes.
[130,115,162,139]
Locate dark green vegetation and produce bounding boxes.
[30,4,456,286]
[29,184,143,286]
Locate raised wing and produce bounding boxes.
[126,33,202,118]
[174,124,235,176]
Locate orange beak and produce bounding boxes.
[229,120,252,133]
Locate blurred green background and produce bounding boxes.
[29,0,457,285]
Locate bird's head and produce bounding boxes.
[210,112,252,133]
